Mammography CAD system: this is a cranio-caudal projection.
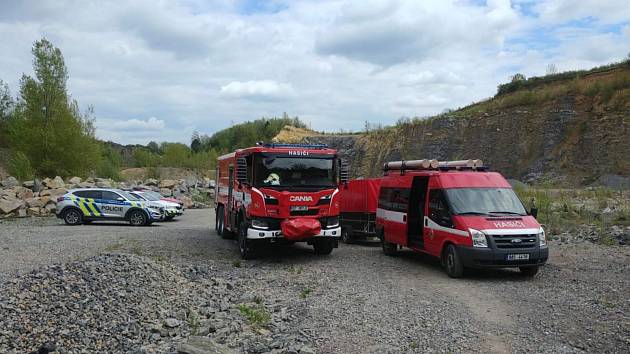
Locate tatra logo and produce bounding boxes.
[289,196,313,202]
[288,150,309,156]
[493,221,526,228]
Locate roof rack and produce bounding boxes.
[257,142,328,149]
[383,159,485,173]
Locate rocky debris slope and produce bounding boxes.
[0,254,312,354]
[0,175,215,218]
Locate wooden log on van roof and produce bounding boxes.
[383,159,439,170]
[438,160,484,168]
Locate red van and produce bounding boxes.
[376,159,548,278]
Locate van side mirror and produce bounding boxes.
[530,207,538,219]
[339,159,350,184]
[236,157,248,184]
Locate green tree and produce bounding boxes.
[8,39,102,177]
[0,80,13,147]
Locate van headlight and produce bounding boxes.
[469,228,488,248]
[251,219,269,230]
[538,228,547,247]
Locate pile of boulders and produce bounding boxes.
[0,175,215,218]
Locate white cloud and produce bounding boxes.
[0,0,628,144]
[220,80,294,99]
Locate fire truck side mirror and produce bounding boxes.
[339,159,350,184]
[236,157,248,185]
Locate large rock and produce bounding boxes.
[15,187,34,199]
[0,199,24,214]
[23,180,35,188]
[96,180,112,188]
[0,189,16,199]
[184,175,199,188]
[25,197,44,208]
[1,176,19,188]
[145,178,159,186]
[180,196,194,209]
[27,207,41,216]
[44,203,56,214]
[40,188,67,197]
[159,179,177,189]
[78,181,95,188]
[45,176,65,189]
[160,188,172,196]
[177,336,232,354]
[68,176,82,185]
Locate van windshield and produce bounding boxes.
[445,188,527,216]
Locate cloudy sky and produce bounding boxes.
[0,0,628,145]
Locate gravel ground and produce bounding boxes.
[0,210,628,353]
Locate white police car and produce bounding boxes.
[56,188,164,226]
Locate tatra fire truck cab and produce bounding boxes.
[376,159,548,278]
[215,143,348,259]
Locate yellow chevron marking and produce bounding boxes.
[78,201,91,216]
[87,202,100,216]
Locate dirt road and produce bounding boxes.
[0,210,628,353]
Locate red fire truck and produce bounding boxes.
[215,143,348,259]
[374,159,548,278]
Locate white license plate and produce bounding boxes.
[291,205,308,211]
[507,254,530,261]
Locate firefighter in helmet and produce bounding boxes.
[264,173,280,185]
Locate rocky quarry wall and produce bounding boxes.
[0,175,215,218]
[306,94,629,187]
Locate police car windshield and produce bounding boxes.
[254,155,336,188]
[446,188,527,216]
[119,191,142,201]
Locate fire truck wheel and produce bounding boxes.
[444,244,464,278]
[238,221,256,259]
[313,240,334,255]
[382,239,398,256]
[341,227,353,244]
[216,206,224,235]
[519,266,539,277]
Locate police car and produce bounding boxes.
[128,190,183,221]
[56,188,164,226]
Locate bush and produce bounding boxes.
[9,151,34,180]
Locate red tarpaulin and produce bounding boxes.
[340,178,381,213]
[281,218,322,241]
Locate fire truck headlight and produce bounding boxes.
[538,228,547,247]
[251,219,269,230]
[327,216,339,228]
[469,228,488,248]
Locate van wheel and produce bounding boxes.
[63,208,83,226]
[129,210,147,226]
[313,240,334,255]
[238,221,255,259]
[341,228,353,244]
[382,239,398,256]
[444,245,464,278]
[519,266,539,277]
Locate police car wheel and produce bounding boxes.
[63,208,83,226]
[164,215,174,221]
[129,210,147,226]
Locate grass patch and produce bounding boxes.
[238,304,270,328]
[300,288,312,299]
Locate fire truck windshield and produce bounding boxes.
[254,155,336,188]
[445,188,527,216]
